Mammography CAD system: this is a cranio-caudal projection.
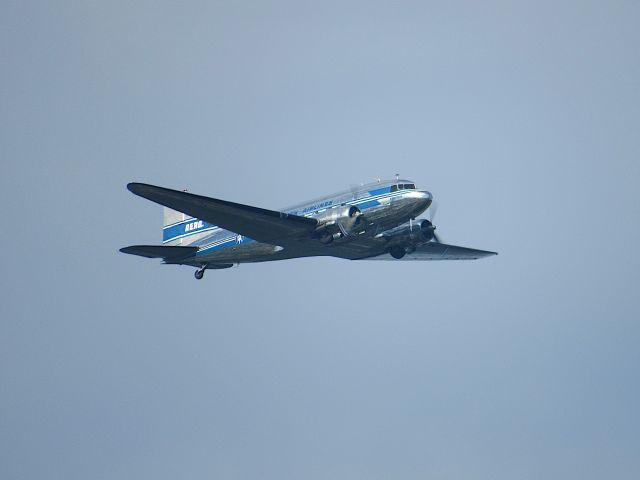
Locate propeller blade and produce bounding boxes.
[429,201,439,222]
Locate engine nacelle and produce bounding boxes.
[381,219,435,244]
[313,205,364,240]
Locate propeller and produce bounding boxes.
[337,205,364,237]
[429,200,438,223]
[427,201,442,243]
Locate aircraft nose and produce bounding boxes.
[421,190,433,208]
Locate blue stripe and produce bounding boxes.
[163,217,194,229]
[163,219,216,242]
[368,186,391,196]
[358,199,381,209]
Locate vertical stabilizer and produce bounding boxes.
[162,207,216,245]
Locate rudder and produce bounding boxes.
[163,207,217,245]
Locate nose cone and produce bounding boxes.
[419,190,433,209]
[407,190,432,216]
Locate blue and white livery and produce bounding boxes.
[121,178,497,279]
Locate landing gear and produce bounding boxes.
[389,245,406,259]
[194,266,206,280]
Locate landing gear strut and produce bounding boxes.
[194,266,206,280]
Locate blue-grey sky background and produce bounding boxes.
[2,1,639,479]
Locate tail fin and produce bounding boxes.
[162,207,217,245]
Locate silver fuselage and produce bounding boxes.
[164,179,432,265]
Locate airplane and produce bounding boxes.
[120,178,497,279]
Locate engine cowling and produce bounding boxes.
[313,205,364,240]
[381,219,435,243]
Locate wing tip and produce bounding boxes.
[126,182,173,202]
[127,182,148,195]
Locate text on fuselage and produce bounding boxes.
[185,220,204,232]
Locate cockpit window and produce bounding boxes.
[391,184,415,192]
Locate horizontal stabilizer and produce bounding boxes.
[119,245,198,260]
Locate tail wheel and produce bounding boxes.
[194,269,205,280]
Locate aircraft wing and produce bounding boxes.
[127,183,318,246]
[364,242,498,260]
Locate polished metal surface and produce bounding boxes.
[121,178,496,273]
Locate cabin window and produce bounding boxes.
[390,185,398,192]
[404,183,416,189]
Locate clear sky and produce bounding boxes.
[2,1,639,479]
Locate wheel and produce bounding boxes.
[389,245,406,259]
[194,269,204,280]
